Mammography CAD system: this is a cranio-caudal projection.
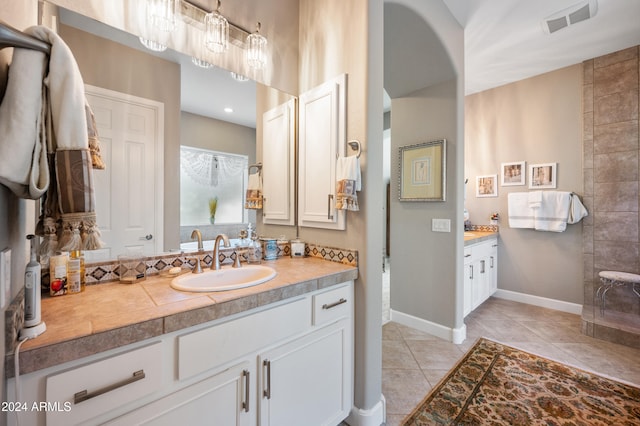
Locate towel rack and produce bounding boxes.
[0,21,50,54]
[347,140,361,158]
[249,163,262,174]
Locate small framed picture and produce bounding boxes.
[476,174,498,197]
[529,163,557,189]
[398,139,446,202]
[501,161,526,186]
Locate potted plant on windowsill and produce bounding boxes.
[209,196,218,224]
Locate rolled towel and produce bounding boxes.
[336,156,361,211]
[245,172,263,209]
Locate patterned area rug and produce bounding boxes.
[402,338,640,425]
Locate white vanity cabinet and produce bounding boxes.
[464,238,498,316]
[298,74,347,230]
[259,285,352,426]
[105,360,253,426]
[262,98,296,226]
[9,282,354,426]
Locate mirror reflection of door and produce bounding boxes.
[86,85,164,262]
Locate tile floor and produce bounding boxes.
[382,297,640,426]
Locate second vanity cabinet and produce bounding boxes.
[464,238,498,316]
[10,283,354,426]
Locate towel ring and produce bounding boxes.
[249,163,262,174]
[347,140,361,158]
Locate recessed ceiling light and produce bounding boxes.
[224,107,233,113]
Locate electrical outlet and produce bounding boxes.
[432,218,451,233]
[1,248,11,310]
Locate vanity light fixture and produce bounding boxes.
[230,72,249,82]
[139,37,168,52]
[246,22,267,70]
[191,56,214,69]
[147,0,179,32]
[205,0,229,54]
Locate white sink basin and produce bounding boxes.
[171,265,276,292]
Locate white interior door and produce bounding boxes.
[85,85,164,262]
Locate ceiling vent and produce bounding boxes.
[542,0,598,34]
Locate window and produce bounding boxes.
[180,146,247,225]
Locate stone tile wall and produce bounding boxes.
[582,46,640,348]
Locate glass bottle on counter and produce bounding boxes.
[67,250,85,293]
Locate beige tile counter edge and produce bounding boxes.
[6,257,357,377]
[464,231,498,245]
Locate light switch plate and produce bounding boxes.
[1,248,11,310]
[432,218,451,233]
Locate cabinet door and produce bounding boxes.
[259,321,352,426]
[106,361,253,426]
[262,99,296,226]
[298,74,347,230]
[488,242,498,295]
[463,251,473,316]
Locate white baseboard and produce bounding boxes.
[390,310,467,344]
[493,289,583,315]
[346,395,386,426]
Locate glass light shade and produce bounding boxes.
[230,72,249,82]
[205,10,229,53]
[246,23,267,69]
[146,0,179,32]
[139,37,167,52]
[192,57,214,69]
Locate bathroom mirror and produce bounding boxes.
[42,3,298,262]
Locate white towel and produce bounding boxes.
[0,40,49,199]
[245,172,263,209]
[534,191,571,232]
[336,156,361,211]
[528,191,542,209]
[508,192,535,228]
[568,193,588,224]
[27,26,104,252]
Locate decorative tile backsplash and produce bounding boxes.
[467,224,499,232]
[79,241,357,286]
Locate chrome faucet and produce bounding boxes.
[191,229,203,251]
[212,234,230,270]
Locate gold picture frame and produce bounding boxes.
[399,139,446,202]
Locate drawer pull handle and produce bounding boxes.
[263,360,271,399]
[242,369,250,412]
[74,370,145,404]
[322,298,347,310]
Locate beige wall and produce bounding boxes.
[181,111,256,162]
[390,79,460,327]
[297,0,385,414]
[58,23,182,251]
[0,0,39,415]
[465,65,584,304]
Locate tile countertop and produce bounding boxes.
[464,231,498,245]
[7,257,358,377]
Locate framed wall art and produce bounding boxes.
[529,162,557,189]
[398,139,446,201]
[476,174,498,197]
[501,161,526,186]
